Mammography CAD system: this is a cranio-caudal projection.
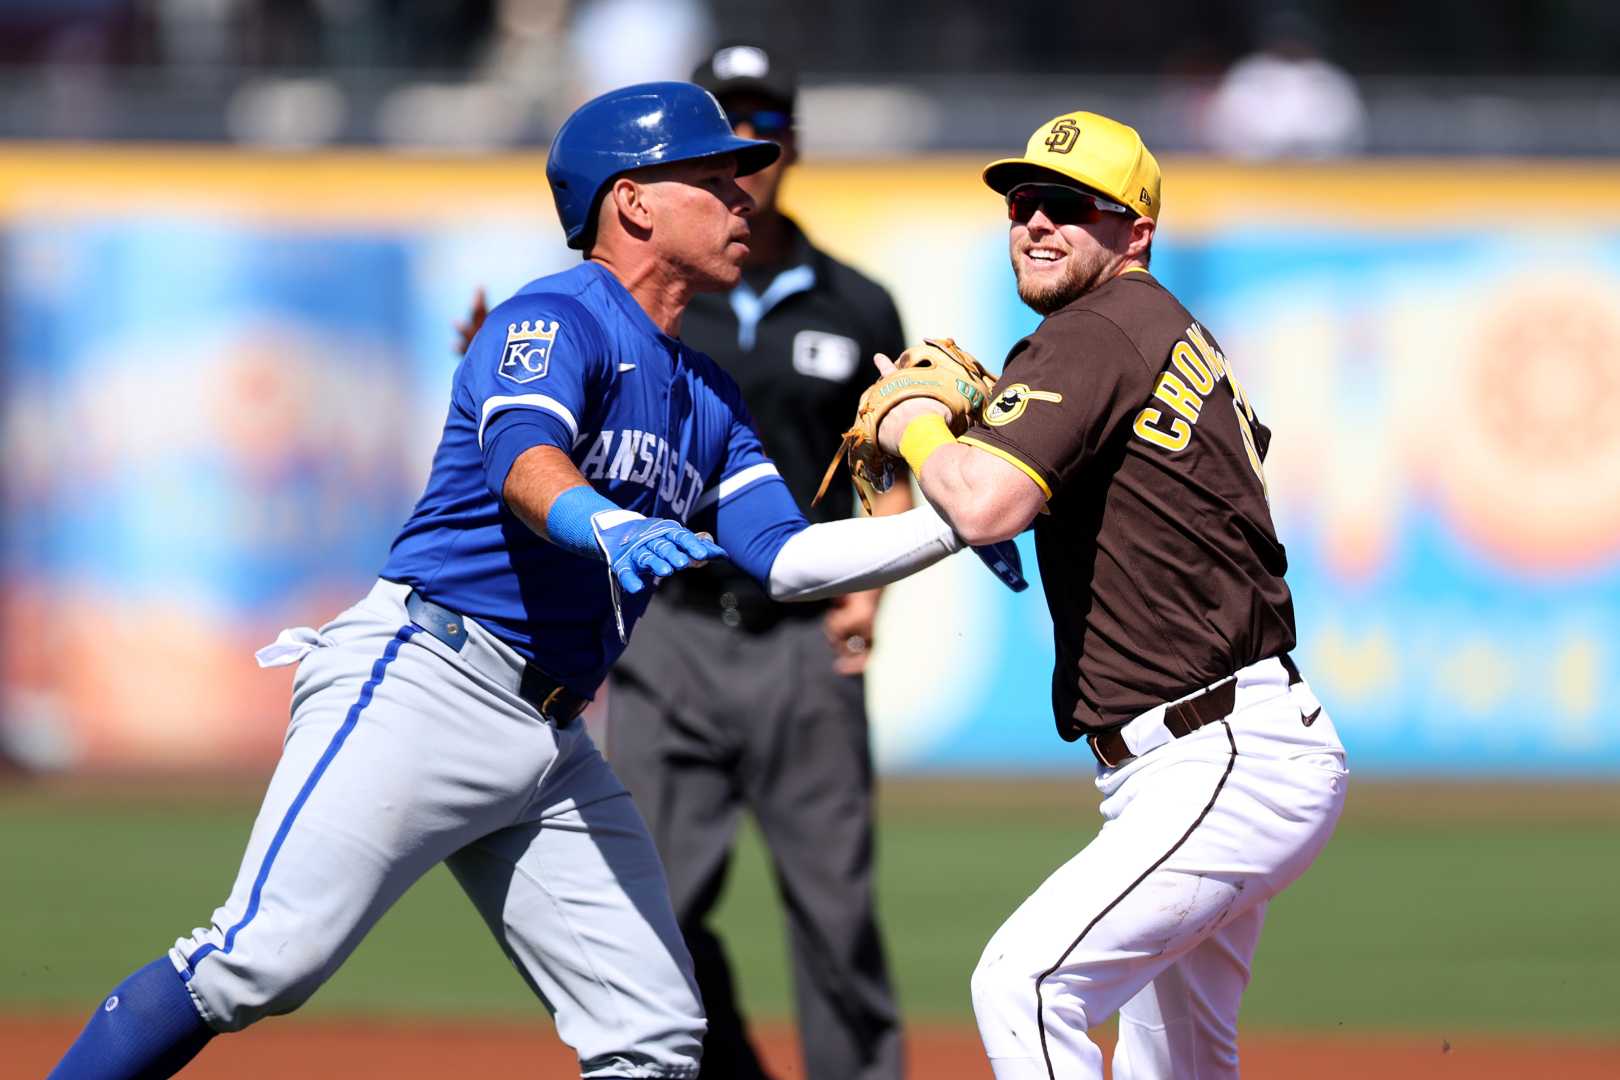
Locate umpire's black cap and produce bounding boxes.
[692,43,798,114]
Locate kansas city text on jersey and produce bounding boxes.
[577,428,707,519]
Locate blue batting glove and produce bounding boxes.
[971,539,1028,592]
[597,517,727,593]
[590,511,728,641]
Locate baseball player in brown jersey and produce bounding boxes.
[871,112,1349,1078]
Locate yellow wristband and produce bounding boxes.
[898,412,957,475]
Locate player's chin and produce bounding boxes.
[716,243,751,281]
[689,256,744,293]
[1016,272,1081,316]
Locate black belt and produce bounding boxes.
[1087,654,1302,769]
[405,589,590,725]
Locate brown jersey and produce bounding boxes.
[960,269,1295,738]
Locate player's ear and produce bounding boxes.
[607,177,656,238]
[1125,217,1155,262]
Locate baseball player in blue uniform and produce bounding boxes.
[47,82,998,1080]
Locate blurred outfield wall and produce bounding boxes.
[1,149,1617,774]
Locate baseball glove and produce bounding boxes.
[812,338,999,515]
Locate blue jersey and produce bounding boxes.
[383,262,808,693]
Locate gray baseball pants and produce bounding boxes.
[171,580,705,1078]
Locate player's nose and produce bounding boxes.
[1025,207,1058,236]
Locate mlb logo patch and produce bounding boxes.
[792,330,859,381]
[499,319,560,384]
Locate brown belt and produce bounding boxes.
[1087,654,1302,769]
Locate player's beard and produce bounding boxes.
[1014,250,1110,316]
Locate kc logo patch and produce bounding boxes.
[499,319,560,384]
[1044,118,1081,154]
[986,382,1063,426]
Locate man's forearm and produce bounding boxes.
[875,403,1041,545]
[913,441,1037,546]
[887,410,1045,546]
[503,444,593,538]
[767,504,962,602]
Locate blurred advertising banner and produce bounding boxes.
[0,150,1616,774]
[0,150,574,769]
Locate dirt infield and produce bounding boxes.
[9,1016,1620,1079]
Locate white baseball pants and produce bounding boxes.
[971,657,1348,1079]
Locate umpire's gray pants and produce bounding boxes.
[607,600,902,1080]
[172,580,704,1079]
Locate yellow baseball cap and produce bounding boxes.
[982,111,1162,220]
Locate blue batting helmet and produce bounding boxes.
[547,81,781,250]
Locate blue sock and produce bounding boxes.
[49,957,216,1079]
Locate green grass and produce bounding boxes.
[3,779,1618,1034]
[1243,820,1620,1031]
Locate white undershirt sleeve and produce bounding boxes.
[765,503,964,602]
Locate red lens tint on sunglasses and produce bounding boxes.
[1007,184,1131,226]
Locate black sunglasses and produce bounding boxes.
[1007,183,1132,227]
[725,108,794,138]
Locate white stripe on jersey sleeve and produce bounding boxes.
[478,394,580,449]
[692,462,781,514]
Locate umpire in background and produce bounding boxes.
[606,43,909,1080]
